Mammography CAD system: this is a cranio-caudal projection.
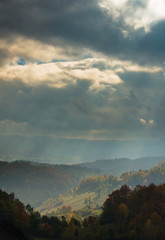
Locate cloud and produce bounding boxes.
[100,0,165,30]
[136,21,165,63]
[149,119,154,125]
[0,0,165,66]
[0,0,165,144]
[0,58,123,91]
[0,64,164,140]
[0,48,10,66]
[0,119,28,135]
[139,118,146,125]
[138,118,155,128]
[0,36,87,67]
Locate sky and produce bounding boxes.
[1,0,165,163]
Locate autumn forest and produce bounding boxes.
[1,158,165,239]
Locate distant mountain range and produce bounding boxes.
[76,157,164,176]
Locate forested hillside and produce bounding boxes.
[38,163,165,217]
[1,157,163,207]
[0,160,100,206]
[2,184,165,240]
[0,157,164,208]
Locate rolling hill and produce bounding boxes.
[0,156,164,208]
[0,160,100,206]
[37,162,165,217]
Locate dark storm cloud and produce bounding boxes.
[137,21,165,64]
[1,0,163,64]
[1,67,165,138]
[119,70,165,89]
[0,0,123,53]
[0,78,99,132]
[1,0,165,139]
[0,77,106,133]
[116,70,165,136]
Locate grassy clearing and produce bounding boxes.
[38,191,97,215]
[36,177,121,218]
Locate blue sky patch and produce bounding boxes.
[17,58,26,65]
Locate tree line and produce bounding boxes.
[1,183,165,239]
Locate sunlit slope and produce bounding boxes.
[38,162,165,216]
[37,175,121,215]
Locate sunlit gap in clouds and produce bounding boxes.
[99,0,165,30]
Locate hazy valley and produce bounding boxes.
[0,156,164,208]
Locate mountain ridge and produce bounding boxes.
[75,156,164,175]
